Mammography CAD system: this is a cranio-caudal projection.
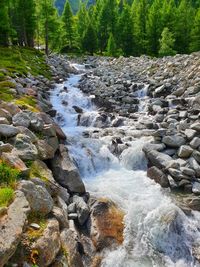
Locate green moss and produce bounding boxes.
[0,161,20,186]
[0,187,14,207]
[27,211,47,242]
[0,80,16,102]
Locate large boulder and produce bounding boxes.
[73,195,90,225]
[0,124,20,138]
[162,135,186,148]
[147,166,169,188]
[0,191,30,266]
[18,180,53,215]
[13,134,38,160]
[12,112,31,128]
[31,219,61,266]
[36,139,55,160]
[50,145,85,193]
[144,149,173,169]
[178,145,193,158]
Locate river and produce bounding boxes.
[50,64,200,267]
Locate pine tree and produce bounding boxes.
[62,0,76,49]
[175,0,195,54]
[77,2,89,50]
[190,8,200,52]
[161,0,177,31]
[146,0,163,55]
[0,0,10,46]
[118,3,135,56]
[106,33,117,56]
[159,27,176,56]
[82,23,97,55]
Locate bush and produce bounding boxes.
[0,161,20,186]
[0,187,14,207]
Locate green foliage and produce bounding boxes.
[0,187,14,208]
[190,8,200,52]
[159,27,176,56]
[82,23,98,55]
[0,0,10,46]
[106,33,117,56]
[0,162,20,186]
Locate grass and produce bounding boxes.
[0,161,21,186]
[14,96,40,112]
[0,81,16,101]
[27,211,47,242]
[0,187,14,207]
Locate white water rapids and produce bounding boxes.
[51,65,200,267]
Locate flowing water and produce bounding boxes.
[51,65,200,267]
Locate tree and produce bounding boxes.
[118,3,135,56]
[62,0,76,49]
[82,23,97,55]
[146,0,163,55]
[190,8,200,52]
[159,27,176,56]
[77,2,89,50]
[106,33,117,56]
[0,0,10,46]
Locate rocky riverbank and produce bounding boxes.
[0,52,124,267]
[79,53,200,203]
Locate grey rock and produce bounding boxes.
[193,150,200,163]
[192,182,200,195]
[13,134,38,160]
[147,166,169,188]
[191,122,200,132]
[190,137,200,149]
[145,149,172,169]
[0,117,9,125]
[73,195,90,225]
[12,112,30,127]
[18,180,53,215]
[188,157,200,176]
[185,129,197,140]
[0,124,19,137]
[178,145,193,158]
[162,135,186,148]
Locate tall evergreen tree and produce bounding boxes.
[0,0,10,46]
[159,27,176,56]
[190,8,200,51]
[82,23,97,55]
[106,33,117,56]
[62,0,76,49]
[77,2,89,50]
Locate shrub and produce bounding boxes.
[0,187,14,207]
[0,161,20,186]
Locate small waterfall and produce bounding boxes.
[51,64,200,267]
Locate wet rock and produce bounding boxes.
[0,191,30,267]
[147,166,169,188]
[50,144,85,193]
[73,195,90,225]
[162,135,186,148]
[18,180,53,215]
[32,219,61,266]
[145,149,172,169]
[73,106,83,113]
[0,124,20,137]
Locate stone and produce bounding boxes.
[57,196,69,228]
[73,195,90,225]
[0,117,9,125]
[180,167,195,177]
[12,112,30,128]
[192,150,200,163]
[61,228,84,267]
[32,219,61,266]
[147,166,169,188]
[50,145,85,193]
[162,135,186,148]
[143,143,166,153]
[17,126,37,143]
[144,149,173,169]
[58,186,70,204]
[0,124,20,138]
[0,108,12,121]
[29,112,44,132]
[0,191,30,267]
[168,168,182,181]
[191,122,200,132]
[52,206,69,229]
[185,129,197,140]
[18,180,53,215]
[0,102,21,116]
[36,140,55,160]
[0,143,13,153]
[178,145,193,158]
[30,159,55,184]
[1,152,29,176]
[187,197,200,211]
[50,254,68,267]
[188,157,200,176]
[68,203,76,214]
[13,134,38,160]
[30,223,40,230]
[192,182,200,195]
[190,137,200,149]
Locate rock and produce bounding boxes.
[187,197,200,211]
[58,186,70,204]
[68,203,76,214]
[0,191,30,267]
[73,195,90,225]
[30,159,55,184]
[0,124,20,137]
[162,135,186,148]
[180,167,195,177]
[0,117,9,125]
[192,150,200,163]
[50,254,68,267]
[147,166,169,188]
[18,180,53,215]
[188,157,200,176]
[0,108,12,121]
[178,145,193,158]
[61,229,84,267]
[30,223,40,230]
[57,196,69,228]
[32,219,61,267]
[53,123,66,140]
[50,145,85,193]
[191,122,200,132]
[0,143,13,153]
[29,112,44,132]
[0,102,21,116]
[89,198,124,251]
[73,106,83,113]
[1,152,29,176]
[144,149,173,169]
[17,126,37,143]
[190,137,200,149]
[143,143,166,153]
[52,206,69,229]
[12,112,30,128]
[192,182,200,195]
[13,134,38,160]
[185,129,197,140]
[36,140,55,160]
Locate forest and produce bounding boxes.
[0,0,200,57]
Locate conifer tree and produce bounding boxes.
[82,23,97,55]
[0,0,10,46]
[77,2,89,50]
[190,8,200,52]
[106,33,117,56]
[159,27,176,56]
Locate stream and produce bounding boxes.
[51,64,200,267]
